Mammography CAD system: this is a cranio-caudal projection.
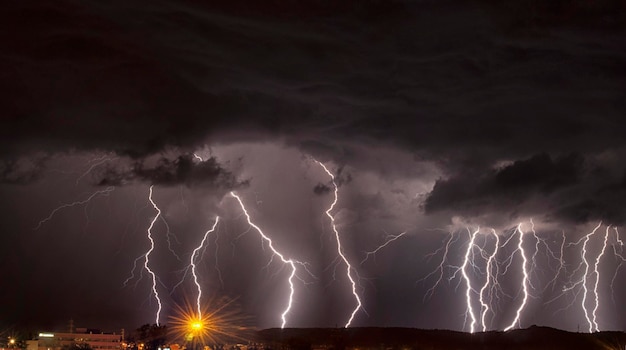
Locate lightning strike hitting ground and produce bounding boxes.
[145,185,164,325]
[315,160,363,328]
[591,225,610,332]
[34,186,115,229]
[420,219,625,332]
[576,222,603,333]
[229,191,299,329]
[360,231,408,265]
[190,216,220,318]
[479,229,499,332]
[504,224,530,332]
[460,227,479,333]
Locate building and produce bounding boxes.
[37,328,121,350]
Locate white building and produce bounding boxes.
[37,328,121,350]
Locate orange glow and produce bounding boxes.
[190,321,203,331]
[169,297,252,346]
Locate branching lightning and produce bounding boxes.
[190,216,220,318]
[34,152,626,334]
[229,191,300,328]
[145,185,164,325]
[504,223,530,331]
[591,225,610,332]
[573,222,602,333]
[478,229,499,332]
[315,160,363,328]
[360,230,408,265]
[75,155,117,185]
[420,219,626,333]
[34,186,115,229]
[610,227,626,306]
[419,232,458,300]
[460,227,479,333]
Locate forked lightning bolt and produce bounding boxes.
[591,225,610,332]
[478,229,499,332]
[34,186,115,229]
[611,227,626,305]
[504,223,530,331]
[420,232,458,300]
[421,219,625,332]
[361,231,408,265]
[230,191,299,328]
[145,185,164,325]
[460,227,479,333]
[315,160,363,327]
[190,216,220,318]
[574,222,602,332]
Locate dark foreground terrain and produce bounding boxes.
[256,326,626,350]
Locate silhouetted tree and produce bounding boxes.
[136,324,168,350]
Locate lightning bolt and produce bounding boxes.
[360,230,408,265]
[34,186,115,230]
[159,215,183,262]
[315,160,363,327]
[420,232,458,301]
[575,222,602,333]
[460,227,479,333]
[504,223,530,331]
[591,225,610,332]
[190,216,220,318]
[478,229,499,332]
[543,231,567,294]
[75,155,117,185]
[145,185,164,325]
[610,227,626,306]
[528,219,541,291]
[229,191,299,329]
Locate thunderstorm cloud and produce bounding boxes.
[1,0,626,333]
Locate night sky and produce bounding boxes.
[2,0,626,335]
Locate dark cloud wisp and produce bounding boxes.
[97,154,249,190]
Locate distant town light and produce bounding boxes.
[38,334,55,338]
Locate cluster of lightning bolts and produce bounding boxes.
[133,159,406,328]
[423,220,626,333]
[34,156,387,328]
[135,159,371,327]
[40,155,626,333]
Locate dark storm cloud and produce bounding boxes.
[424,152,626,225]
[424,153,583,213]
[97,154,248,189]
[2,0,626,333]
[553,172,626,225]
[1,0,625,163]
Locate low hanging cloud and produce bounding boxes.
[97,154,249,190]
[422,152,619,223]
[553,173,626,225]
